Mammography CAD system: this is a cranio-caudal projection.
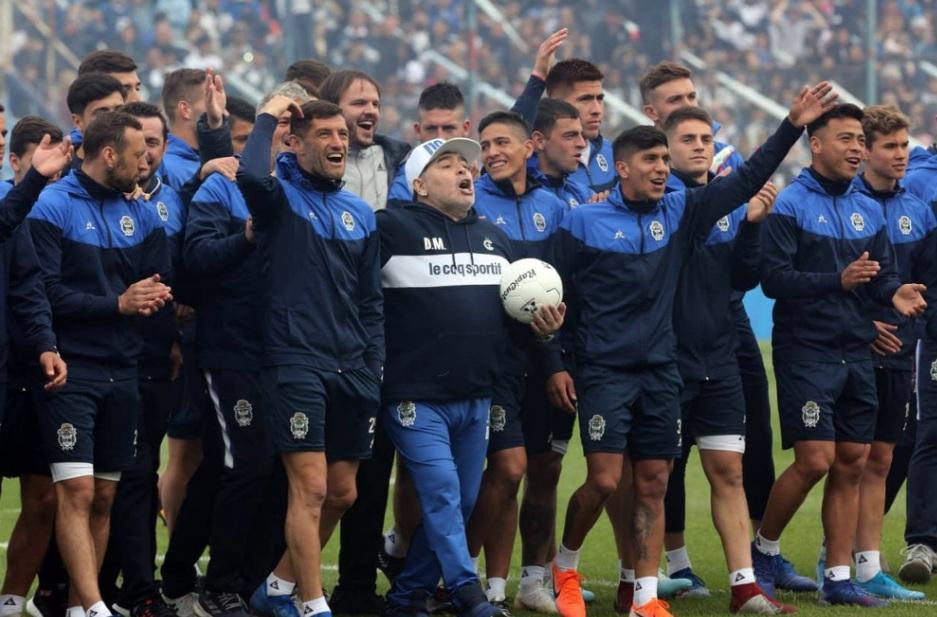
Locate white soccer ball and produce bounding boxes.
[499,258,564,324]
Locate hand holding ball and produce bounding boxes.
[500,258,564,323]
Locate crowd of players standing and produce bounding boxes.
[0,24,936,617]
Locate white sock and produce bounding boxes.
[754,531,780,556]
[86,601,111,617]
[622,568,635,583]
[542,565,553,586]
[855,551,881,583]
[519,566,545,592]
[730,568,756,586]
[301,597,330,617]
[384,527,407,559]
[818,539,827,561]
[824,565,851,582]
[67,607,85,617]
[665,546,691,576]
[0,596,25,617]
[471,555,479,573]
[633,577,658,606]
[554,544,581,571]
[266,573,295,597]
[485,577,507,601]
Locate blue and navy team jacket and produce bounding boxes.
[378,202,525,400]
[184,171,261,371]
[761,169,903,363]
[904,145,937,208]
[667,170,761,382]
[528,161,594,209]
[161,134,201,191]
[1,225,57,384]
[27,170,170,380]
[138,177,187,381]
[544,118,803,375]
[0,168,55,241]
[236,113,384,375]
[852,174,937,371]
[512,76,617,192]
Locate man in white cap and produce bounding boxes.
[377,138,564,617]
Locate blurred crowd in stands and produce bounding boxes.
[7,0,937,182]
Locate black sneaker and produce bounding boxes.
[27,586,69,617]
[377,546,406,584]
[132,597,178,617]
[329,585,385,615]
[193,591,250,617]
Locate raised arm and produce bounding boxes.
[511,29,568,125]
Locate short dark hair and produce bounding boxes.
[639,61,693,103]
[161,68,206,123]
[78,49,138,75]
[291,100,345,136]
[66,73,124,115]
[418,83,464,112]
[226,96,256,125]
[545,59,604,96]
[82,111,142,161]
[612,126,668,162]
[806,103,865,137]
[661,106,713,134]
[10,116,63,158]
[119,101,168,140]
[318,70,381,105]
[862,105,910,146]
[285,59,332,92]
[533,98,580,135]
[478,110,531,139]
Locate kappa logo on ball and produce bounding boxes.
[341,211,355,231]
[899,215,912,236]
[290,412,309,439]
[596,153,609,172]
[649,220,665,241]
[802,401,820,427]
[57,423,77,451]
[119,215,135,237]
[588,414,606,441]
[156,201,169,222]
[533,212,546,232]
[716,216,730,232]
[489,405,507,432]
[397,401,417,427]
[234,399,253,427]
[850,212,865,232]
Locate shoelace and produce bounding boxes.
[215,593,245,613]
[555,570,583,598]
[900,543,934,565]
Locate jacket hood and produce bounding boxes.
[852,174,903,200]
[476,169,543,198]
[404,200,480,226]
[909,145,937,171]
[374,133,411,162]
[166,134,199,162]
[275,152,343,193]
[69,127,84,149]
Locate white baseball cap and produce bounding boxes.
[404,137,481,191]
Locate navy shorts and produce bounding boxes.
[575,363,682,460]
[874,367,912,443]
[488,372,577,455]
[774,359,878,449]
[262,366,380,459]
[0,383,49,477]
[38,377,141,472]
[167,343,209,440]
[680,373,746,452]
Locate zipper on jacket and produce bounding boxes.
[99,201,113,248]
[514,196,527,244]
[638,213,645,254]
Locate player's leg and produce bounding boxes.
[160,344,208,534]
[734,304,775,530]
[378,461,419,584]
[517,449,563,612]
[854,367,921,598]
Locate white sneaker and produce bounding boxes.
[112,604,130,617]
[514,585,557,614]
[161,592,197,617]
[25,600,42,617]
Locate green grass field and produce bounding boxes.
[1,344,935,616]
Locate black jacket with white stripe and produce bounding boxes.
[378,202,522,401]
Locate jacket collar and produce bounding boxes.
[607,182,660,214]
[275,152,344,193]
